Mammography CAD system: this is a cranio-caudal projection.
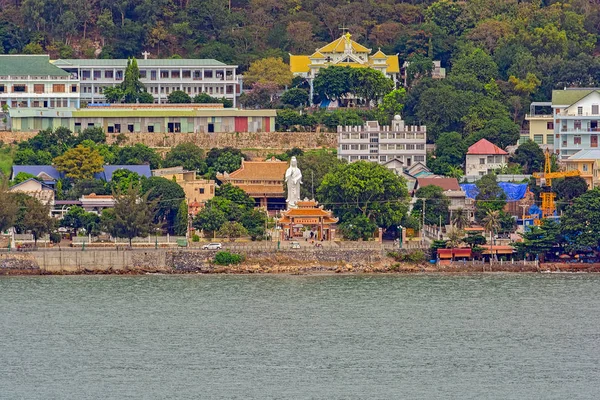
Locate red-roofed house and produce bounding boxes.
[414,177,474,218]
[465,139,508,176]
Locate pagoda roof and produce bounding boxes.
[278,200,339,224]
[318,33,371,54]
[371,49,387,59]
[310,51,325,58]
[217,158,288,181]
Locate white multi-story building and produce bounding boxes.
[0,55,80,109]
[552,88,600,160]
[337,116,426,168]
[465,139,508,176]
[52,57,239,106]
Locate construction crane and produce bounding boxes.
[532,149,580,220]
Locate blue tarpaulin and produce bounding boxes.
[460,183,528,201]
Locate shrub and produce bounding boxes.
[49,232,62,244]
[387,250,426,263]
[192,234,200,242]
[214,251,244,265]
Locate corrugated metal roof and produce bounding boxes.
[52,58,231,68]
[566,149,600,160]
[97,165,152,182]
[11,165,62,181]
[0,55,70,76]
[72,108,276,118]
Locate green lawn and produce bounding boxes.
[0,146,15,177]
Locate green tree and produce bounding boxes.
[116,144,161,169]
[163,143,206,172]
[193,206,227,237]
[53,145,105,180]
[103,86,124,103]
[405,55,434,86]
[377,89,406,124]
[463,230,486,249]
[0,179,18,233]
[451,208,470,230]
[296,149,345,200]
[106,184,158,246]
[452,47,498,83]
[21,196,54,245]
[349,68,394,106]
[511,140,545,174]
[174,200,189,236]
[60,205,100,235]
[340,214,377,241]
[138,91,155,104]
[553,177,588,205]
[475,173,506,222]
[482,209,501,248]
[280,88,309,108]
[240,209,267,240]
[12,172,38,185]
[206,147,245,178]
[318,161,409,233]
[121,57,145,103]
[167,90,192,104]
[140,177,186,235]
[217,221,247,241]
[244,57,293,88]
[313,66,352,100]
[76,127,106,144]
[514,219,562,261]
[110,169,141,192]
[215,183,255,210]
[412,185,450,226]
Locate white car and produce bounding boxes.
[202,243,222,250]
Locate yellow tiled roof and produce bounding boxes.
[310,51,325,58]
[386,55,400,73]
[318,35,370,54]
[290,55,310,73]
[371,49,387,59]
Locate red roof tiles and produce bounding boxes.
[467,139,508,155]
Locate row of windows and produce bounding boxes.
[79,69,234,81]
[81,85,234,96]
[576,105,600,115]
[0,84,77,94]
[478,155,505,164]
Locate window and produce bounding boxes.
[128,124,134,133]
[193,71,202,80]
[406,144,415,150]
[593,105,599,115]
[199,188,205,194]
[416,144,425,150]
[574,120,582,130]
[547,122,554,130]
[33,84,44,93]
[74,123,81,132]
[547,134,554,145]
[82,70,91,79]
[93,71,101,80]
[116,70,123,80]
[13,84,26,92]
[574,135,582,145]
[414,155,425,162]
[479,158,485,165]
[167,122,181,133]
[379,156,387,162]
[147,125,155,133]
[105,70,113,79]
[578,106,583,116]
[341,144,349,150]
[171,70,180,79]
[71,85,77,93]
[226,85,234,94]
[139,70,147,79]
[360,144,368,150]
[0,85,4,93]
[151,70,157,81]
[583,164,589,172]
[487,156,494,163]
[160,70,169,79]
[182,70,191,78]
[114,124,121,133]
[360,133,368,139]
[534,134,543,144]
[204,70,213,79]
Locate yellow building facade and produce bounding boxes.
[563,150,600,189]
[152,167,215,208]
[289,32,400,104]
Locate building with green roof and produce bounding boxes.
[8,105,276,134]
[0,55,80,109]
[551,88,600,160]
[51,54,239,106]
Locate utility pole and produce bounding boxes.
[311,170,314,200]
[519,204,528,233]
[421,198,425,245]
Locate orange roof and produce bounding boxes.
[481,245,515,255]
[279,216,338,224]
[467,139,508,155]
[284,208,333,216]
[82,193,114,199]
[235,184,284,196]
[296,200,319,207]
[218,158,288,181]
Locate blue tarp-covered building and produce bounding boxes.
[460,183,528,201]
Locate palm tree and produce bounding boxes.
[451,208,470,230]
[483,210,501,260]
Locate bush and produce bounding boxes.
[214,251,244,265]
[49,232,62,244]
[387,250,426,263]
[192,234,200,242]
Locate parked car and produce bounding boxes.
[290,241,301,249]
[202,243,222,250]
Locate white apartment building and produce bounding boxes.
[552,88,600,160]
[465,139,508,176]
[52,57,239,106]
[0,55,80,109]
[337,116,427,168]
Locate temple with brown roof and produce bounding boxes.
[277,199,338,241]
[216,157,288,210]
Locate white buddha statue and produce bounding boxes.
[285,156,302,209]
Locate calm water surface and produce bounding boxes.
[1,274,600,399]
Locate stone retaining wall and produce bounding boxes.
[0,130,337,151]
